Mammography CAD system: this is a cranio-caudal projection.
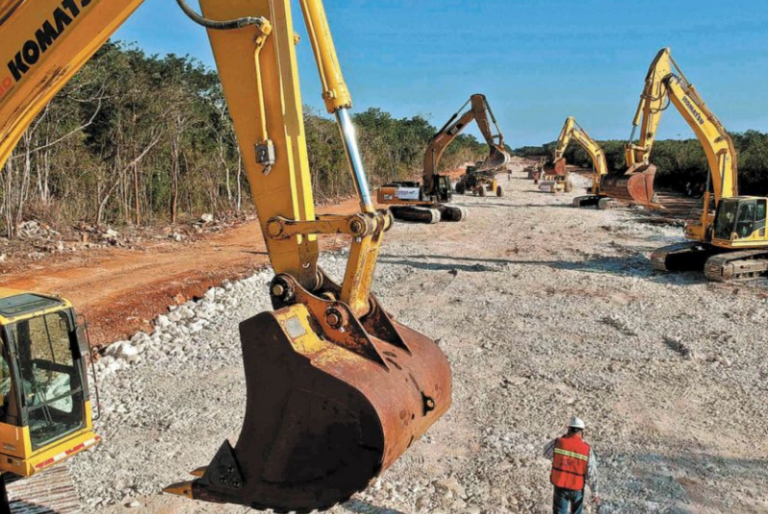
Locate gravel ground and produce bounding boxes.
[70,167,768,514]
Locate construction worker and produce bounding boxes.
[543,417,600,514]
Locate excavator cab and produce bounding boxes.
[434,174,455,202]
[0,290,99,478]
[712,198,768,243]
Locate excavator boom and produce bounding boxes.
[378,93,510,223]
[543,116,607,199]
[0,0,452,511]
[611,48,737,209]
[424,93,510,192]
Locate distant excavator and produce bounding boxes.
[454,96,511,198]
[541,117,615,207]
[0,0,452,511]
[377,94,508,223]
[539,117,588,195]
[630,48,768,281]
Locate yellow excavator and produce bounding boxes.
[541,117,614,207]
[539,117,583,195]
[377,94,507,223]
[459,160,506,197]
[0,0,452,511]
[630,48,767,281]
[543,53,677,209]
[0,290,100,511]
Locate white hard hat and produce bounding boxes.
[569,417,586,430]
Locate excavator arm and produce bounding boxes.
[0,0,451,511]
[423,93,510,192]
[608,48,737,208]
[624,47,738,204]
[547,116,608,192]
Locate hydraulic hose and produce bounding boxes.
[175,0,266,30]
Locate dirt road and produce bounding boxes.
[0,199,360,345]
[59,167,768,513]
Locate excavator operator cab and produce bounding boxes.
[435,175,454,202]
[0,290,98,478]
[713,198,768,243]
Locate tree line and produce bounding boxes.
[0,42,486,237]
[516,131,768,196]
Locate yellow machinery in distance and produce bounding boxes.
[0,0,452,511]
[377,94,508,223]
[632,48,768,281]
[541,117,617,208]
[454,95,511,198]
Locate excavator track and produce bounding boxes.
[573,195,616,209]
[651,242,721,272]
[704,250,768,282]
[438,205,469,222]
[3,466,80,514]
[573,195,600,208]
[389,206,441,224]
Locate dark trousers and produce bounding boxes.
[553,486,584,514]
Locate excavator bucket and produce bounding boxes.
[542,158,568,178]
[476,147,511,173]
[600,164,659,207]
[166,278,451,512]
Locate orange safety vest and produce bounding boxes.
[550,434,591,491]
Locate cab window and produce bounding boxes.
[756,200,767,236]
[736,200,757,238]
[0,339,12,424]
[8,311,84,450]
[714,200,739,240]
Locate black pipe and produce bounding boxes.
[175,0,264,30]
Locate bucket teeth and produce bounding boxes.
[191,467,207,478]
[166,300,451,512]
[163,481,195,499]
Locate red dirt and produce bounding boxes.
[0,199,361,346]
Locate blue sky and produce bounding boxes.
[116,0,768,147]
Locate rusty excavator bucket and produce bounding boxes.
[542,158,568,178]
[166,271,451,512]
[600,163,659,207]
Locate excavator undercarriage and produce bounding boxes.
[653,241,768,282]
[379,178,468,224]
